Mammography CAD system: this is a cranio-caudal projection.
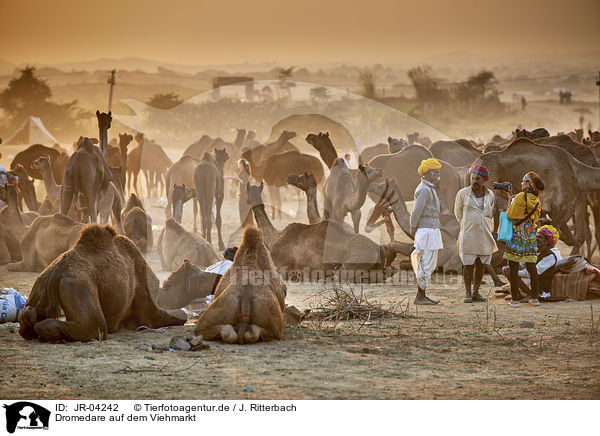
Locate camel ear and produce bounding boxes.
[259,182,264,191]
[326,132,329,137]
[108,111,112,116]
[96,110,100,116]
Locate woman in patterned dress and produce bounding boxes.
[503,172,545,307]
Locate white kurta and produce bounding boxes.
[411,228,443,290]
[454,187,497,264]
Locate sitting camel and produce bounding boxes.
[286,172,321,224]
[18,224,186,342]
[7,213,83,272]
[31,156,82,221]
[156,259,221,310]
[194,226,286,344]
[11,143,68,184]
[9,164,38,212]
[158,218,219,271]
[121,194,153,253]
[0,184,38,263]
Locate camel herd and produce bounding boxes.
[3,110,600,343]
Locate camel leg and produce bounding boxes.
[111,192,124,234]
[384,215,395,241]
[571,195,587,255]
[193,198,198,233]
[351,209,361,234]
[60,186,73,216]
[485,264,505,287]
[591,200,600,261]
[323,197,332,220]
[216,195,225,251]
[133,172,140,197]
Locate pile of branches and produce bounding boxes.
[307,284,407,321]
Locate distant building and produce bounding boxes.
[211,76,254,101]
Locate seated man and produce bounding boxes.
[502,225,561,304]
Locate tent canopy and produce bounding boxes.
[5,117,58,144]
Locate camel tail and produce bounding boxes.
[235,285,253,344]
[241,226,263,250]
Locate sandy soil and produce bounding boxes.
[1,181,600,401]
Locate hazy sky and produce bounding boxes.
[1,0,598,65]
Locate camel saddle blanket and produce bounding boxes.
[550,271,600,301]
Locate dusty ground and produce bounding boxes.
[1,144,600,400]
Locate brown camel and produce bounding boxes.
[0,222,21,265]
[286,172,321,224]
[60,137,112,223]
[122,193,153,253]
[246,183,396,282]
[9,164,38,212]
[158,218,219,271]
[243,130,260,148]
[165,154,200,228]
[96,110,112,161]
[18,224,186,342]
[193,149,228,250]
[241,130,298,180]
[514,128,549,140]
[0,184,38,262]
[108,133,134,189]
[194,226,286,344]
[429,139,481,168]
[233,128,246,149]
[359,137,408,165]
[261,150,324,219]
[364,178,412,239]
[171,184,196,224]
[139,135,172,197]
[156,259,221,310]
[237,159,255,227]
[183,134,214,158]
[31,156,82,221]
[127,133,144,196]
[7,213,83,272]
[323,159,383,233]
[407,132,432,147]
[10,143,68,184]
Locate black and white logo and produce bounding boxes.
[3,402,50,433]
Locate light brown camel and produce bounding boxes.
[194,226,286,344]
[156,259,221,310]
[165,154,199,225]
[7,213,83,272]
[171,184,196,224]
[364,178,412,239]
[358,137,408,165]
[31,156,82,222]
[237,159,254,227]
[127,133,144,196]
[0,222,20,265]
[108,133,134,189]
[323,159,383,233]
[158,218,219,271]
[10,143,68,184]
[233,128,246,149]
[121,193,153,253]
[193,149,228,250]
[96,110,112,161]
[139,135,172,197]
[9,164,38,212]
[183,134,214,158]
[0,184,38,262]
[286,172,321,224]
[428,139,481,168]
[61,137,112,224]
[246,183,396,282]
[261,150,324,219]
[18,224,186,342]
[473,138,600,241]
[407,132,432,147]
[241,130,299,180]
[243,130,260,148]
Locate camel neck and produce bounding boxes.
[348,172,370,210]
[40,165,60,198]
[305,187,321,224]
[573,159,600,192]
[391,194,413,238]
[99,128,108,159]
[5,188,24,225]
[251,204,279,246]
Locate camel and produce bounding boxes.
[171,184,196,224]
[407,132,432,147]
[96,110,112,160]
[165,154,200,228]
[364,178,412,240]
[18,224,186,342]
[158,218,219,271]
[323,159,383,233]
[139,135,172,197]
[31,157,82,221]
[9,164,38,212]
[286,172,321,224]
[261,150,324,219]
[10,143,68,184]
[0,184,38,262]
[7,213,83,272]
[61,137,112,224]
[107,133,133,189]
[194,226,286,344]
[233,128,246,148]
[429,139,481,168]
[194,149,228,250]
[241,130,298,180]
[183,134,214,158]
[155,259,221,310]
[121,193,153,253]
[246,183,396,282]
[358,137,407,165]
[0,222,21,265]
[243,130,260,149]
[127,133,144,196]
[237,159,255,227]
[514,128,549,140]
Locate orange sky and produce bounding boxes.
[1,0,598,65]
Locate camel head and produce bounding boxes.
[245,182,264,208]
[118,133,134,150]
[407,132,419,145]
[135,132,145,146]
[388,137,408,154]
[96,110,112,130]
[214,148,229,167]
[10,163,29,180]
[280,130,297,142]
[172,184,196,223]
[286,171,316,192]
[159,259,214,308]
[305,132,331,151]
[31,156,50,172]
[358,163,384,182]
[246,130,256,141]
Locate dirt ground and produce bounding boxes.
[1,146,600,400]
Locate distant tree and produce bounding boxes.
[407,65,448,105]
[146,92,183,109]
[276,66,295,100]
[310,86,330,102]
[358,70,377,99]
[453,70,503,112]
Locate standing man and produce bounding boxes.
[454,164,497,303]
[410,158,443,305]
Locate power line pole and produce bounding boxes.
[107,69,116,112]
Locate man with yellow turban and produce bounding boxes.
[410,158,443,305]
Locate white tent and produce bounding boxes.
[5,116,58,144]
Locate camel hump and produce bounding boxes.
[241,226,263,249]
[165,217,185,233]
[78,224,117,251]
